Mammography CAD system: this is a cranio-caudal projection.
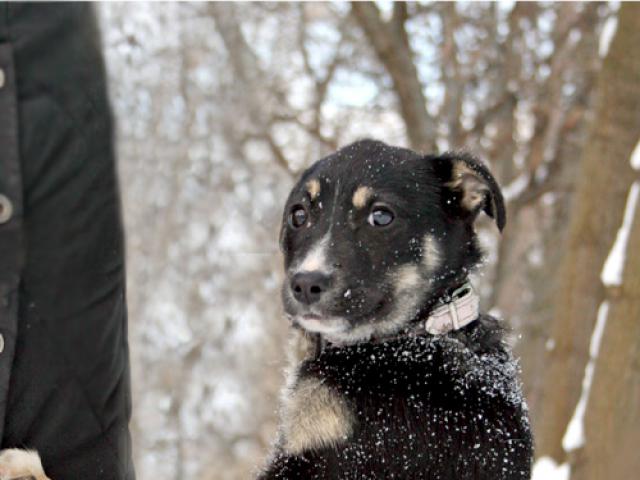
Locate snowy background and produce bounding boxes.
[96,2,640,479]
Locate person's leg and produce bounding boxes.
[0,4,134,478]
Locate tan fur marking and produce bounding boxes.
[281,377,354,454]
[464,191,484,210]
[395,264,421,290]
[422,234,442,272]
[352,186,373,209]
[306,179,321,200]
[447,162,488,210]
[446,162,473,189]
[0,449,51,480]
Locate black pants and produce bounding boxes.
[0,4,135,478]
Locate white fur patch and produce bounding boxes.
[352,186,373,209]
[306,179,321,200]
[422,234,442,272]
[296,316,348,336]
[281,377,355,454]
[283,329,317,397]
[286,329,316,368]
[295,234,331,273]
[0,449,51,480]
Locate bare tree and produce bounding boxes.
[536,0,640,464]
[578,187,640,479]
[351,2,436,151]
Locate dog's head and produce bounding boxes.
[279,139,505,344]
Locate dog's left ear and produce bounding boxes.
[432,153,506,231]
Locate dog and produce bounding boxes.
[258,139,533,479]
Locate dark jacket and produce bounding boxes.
[0,3,135,478]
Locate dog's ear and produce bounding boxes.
[432,153,506,231]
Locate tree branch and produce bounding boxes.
[351,1,436,151]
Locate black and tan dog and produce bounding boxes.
[259,140,532,479]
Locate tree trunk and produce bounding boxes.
[573,183,640,478]
[512,3,601,437]
[535,2,640,462]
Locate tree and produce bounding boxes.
[579,184,640,479]
[535,1,640,464]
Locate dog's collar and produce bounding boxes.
[422,282,479,335]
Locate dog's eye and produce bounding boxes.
[289,205,308,228]
[368,207,394,227]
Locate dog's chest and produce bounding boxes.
[288,336,532,479]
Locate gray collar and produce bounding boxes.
[422,282,479,335]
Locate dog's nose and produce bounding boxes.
[290,271,332,305]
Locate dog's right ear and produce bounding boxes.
[431,153,506,231]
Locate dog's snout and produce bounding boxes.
[291,271,332,305]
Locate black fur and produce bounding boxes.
[261,140,533,479]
